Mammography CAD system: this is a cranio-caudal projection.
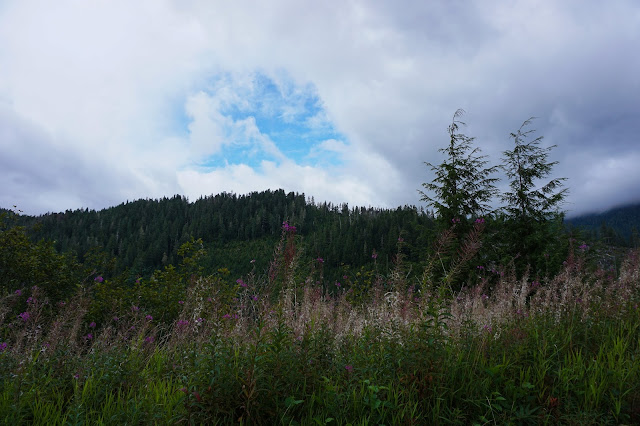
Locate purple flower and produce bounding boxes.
[250,259,256,264]
[113,316,119,321]
[131,306,139,312]
[579,244,589,251]
[145,315,153,321]
[195,318,204,323]
[398,237,404,242]
[73,374,80,379]
[0,342,7,352]
[282,221,297,232]
[94,276,104,283]
[475,217,485,224]
[316,257,324,263]
[144,336,155,344]
[481,294,489,300]
[18,311,30,322]
[371,253,378,259]
[89,322,96,328]
[252,295,258,301]
[336,282,341,287]
[178,300,185,305]
[177,319,189,327]
[236,279,247,288]
[14,290,22,296]
[85,333,93,340]
[345,365,353,372]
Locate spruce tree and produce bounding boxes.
[419,109,499,227]
[500,117,568,275]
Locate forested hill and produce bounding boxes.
[7,190,437,280]
[566,203,640,247]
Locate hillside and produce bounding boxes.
[6,190,437,282]
[566,203,640,247]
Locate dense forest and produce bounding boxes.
[566,203,640,247]
[4,190,437,285]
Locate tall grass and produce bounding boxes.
[1,245,639,424]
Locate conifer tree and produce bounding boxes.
[419,109,499,227]
[500,117,568,274]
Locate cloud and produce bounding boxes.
[0,0,638,216]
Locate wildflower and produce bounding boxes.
[316,257,324,263]
[372,252,378,259]
[336,282,341,288]
[177,319,189,326]
[282,221,297,232]
[58,301,66,307]
[0,342,7,352]
[18,312,30,322]
[178,300,185,305]
[222,314,231,319]
[579,243,589,251]
[94,276,104,283]
[207,297,213,302]
[131,306,139,312]
[250,259,256,264]
[477,265,484,270]
[195,318,204,324]
[397,237,404,242]
[481,294,489,300]
[85,333,93,340]
[14,290,21,296]
[345,365,353,372]
[145,315,153,321]
[73,374,80,380]
[475,217,485,224]
[113,316,119,322]
[26,297,35,304]
[144,336,155,344]
[89,322,96,328]
[252,295,258,301]
[236,279,247,288]
[451,218,461,224]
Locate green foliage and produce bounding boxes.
[499,118,568,275]
[419,109,499,228]
[0,211,82,303]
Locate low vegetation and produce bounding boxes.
[1,112,638,424]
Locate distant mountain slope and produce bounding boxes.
[5,190,436,279]
[566,203,640,246]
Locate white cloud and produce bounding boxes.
[0,0,639,216]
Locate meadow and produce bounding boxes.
[1,229,639,425]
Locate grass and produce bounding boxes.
[1,247,639,425]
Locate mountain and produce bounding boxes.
[566,203,640,247]
[6,190,436,282]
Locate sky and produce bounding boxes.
[1,0,639,218]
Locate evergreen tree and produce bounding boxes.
[419,109,499,228]
[500,118,568,275]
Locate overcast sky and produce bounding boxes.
[1,0,639,218]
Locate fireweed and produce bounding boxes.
[0,240,639,423]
